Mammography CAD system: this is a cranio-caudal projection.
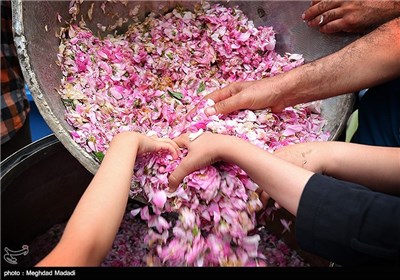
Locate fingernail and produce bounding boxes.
[301,13,305,20]
[166,187,176,194]
[205,107,216,116]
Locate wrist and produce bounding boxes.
[282,63,322,107]
[110,131,140,149]
[274,68,308,109]
[220,136,257,164]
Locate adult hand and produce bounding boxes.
[202,79,286,117]
[303,0,400,34]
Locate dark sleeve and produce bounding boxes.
[351,77,400,147]
[295,173,400,266]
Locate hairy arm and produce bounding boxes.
[303,1,400,34]
[203,18,400,115]
[280,17,400,108]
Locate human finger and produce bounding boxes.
[302,0,341,21]
[156,138,181,157]
[205,90,253,116]
[168,155,199,191]
[154,140,180,159]
[147,135,180,153]
[318,19,348,34]
[255,187,263,201]
[311,1,321,6]
[185,104,200,120]
[204,82,243,104]
[203,83,247,116]
[255,187,270,209]
[260,191,270,209]
[307,8,343,28]
[173,133,191,149]
[155,137,180,151]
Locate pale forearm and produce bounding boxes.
[323,142,400,194]
[222,137,314,216]
[278,141,400,195]
[38,132,139,266]
[279,17,400,107]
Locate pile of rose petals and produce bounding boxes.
[23,202,309,267]
[58,2,328,266]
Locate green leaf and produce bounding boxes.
[61,98,76,110]
[61,98,73,105]
[167,89,183,100]
[94,151,105,162]
[166,52,173,60]
[196,81,205,94]
[192,224,199,236]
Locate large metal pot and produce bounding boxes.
[12,0,357,175]
[1,135,93,267]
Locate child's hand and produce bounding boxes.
[168,132,229,191]
[136,133,180,159]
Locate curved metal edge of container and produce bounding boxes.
[12,0,100,174]
[12,0,358,176]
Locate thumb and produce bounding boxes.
[168,155,198,191]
